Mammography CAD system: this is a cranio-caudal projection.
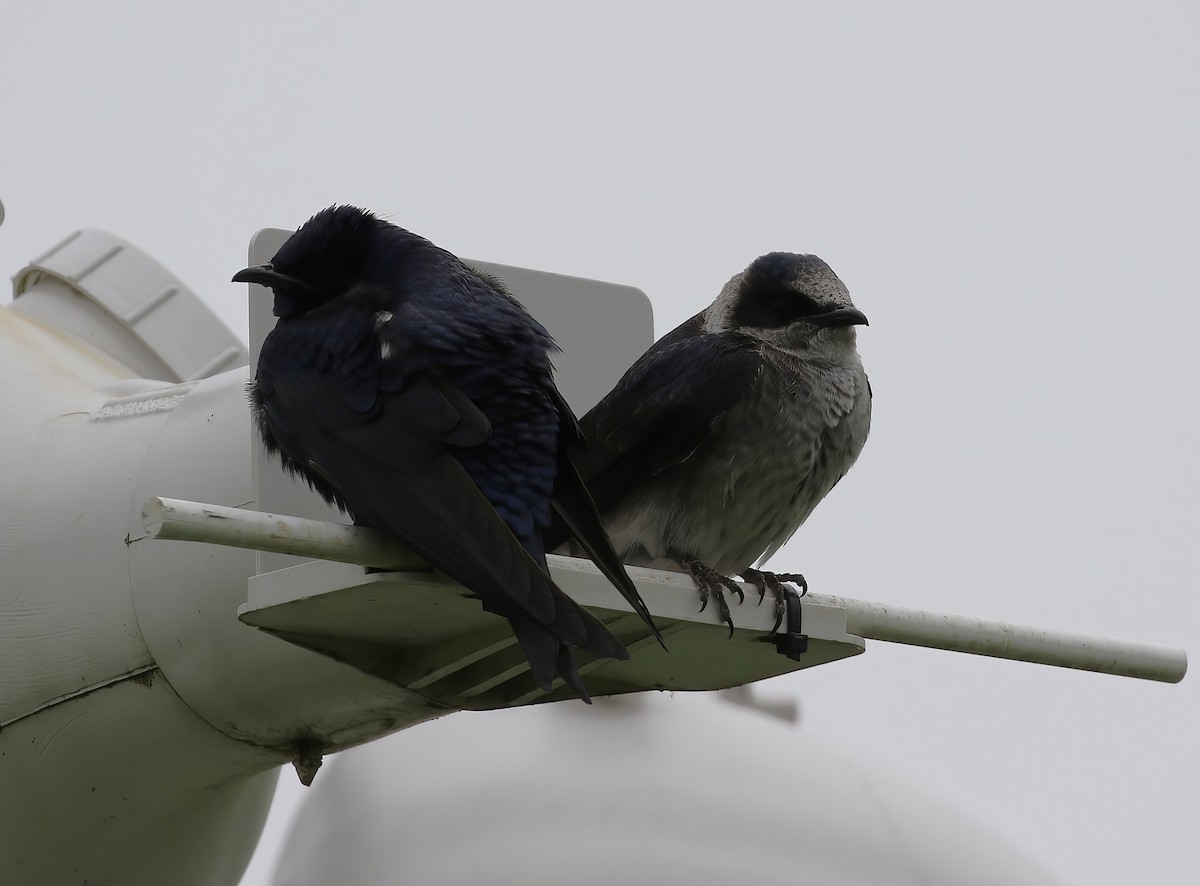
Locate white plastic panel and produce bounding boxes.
[12,229,248,382]
[238,557,863,707]
[1,671,278,886]
[0,309,159,726]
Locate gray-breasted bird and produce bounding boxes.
[548,252,871,633]
[234,205,662,701]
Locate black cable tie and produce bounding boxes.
[766,584,808,660]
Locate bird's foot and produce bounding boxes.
[775,573,808,596]
[679,558,744,638]
[740,569,807,634]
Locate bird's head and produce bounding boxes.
[233,205,417,318]
[705,252,868,354]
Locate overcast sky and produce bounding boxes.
[3,2,1196,884]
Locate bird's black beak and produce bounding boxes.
[232,264,319,295]
[810,306,869,328]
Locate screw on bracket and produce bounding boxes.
[291,737,325,786]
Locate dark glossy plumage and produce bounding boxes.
[239,206,661,700]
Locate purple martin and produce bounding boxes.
[549,253,871,634]
[234,205,663,701]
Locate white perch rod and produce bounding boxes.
[140,497,1187,684]
[809,594,1186,684]
[141,496,426,571]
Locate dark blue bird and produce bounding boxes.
[234,205,662,701]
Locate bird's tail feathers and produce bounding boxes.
[553,454,667,650]
[508,615,559,693]
[507,616,592,703]
[474,561,627,666]
[555,644,591,703]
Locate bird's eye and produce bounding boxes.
[733,281,823,329]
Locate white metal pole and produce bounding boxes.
[142,496,425,571]
[810,594,1187,683]
[141,496,1188,685]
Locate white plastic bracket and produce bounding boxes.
[142,496,1187,706]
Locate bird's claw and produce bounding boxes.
[774,572,808,597]
[740,569,807,634]
[740,567,777,607]
[680,559,743,638]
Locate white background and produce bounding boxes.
[2,3,1195,884]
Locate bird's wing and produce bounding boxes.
[259,366,627,675]
[562,329,764,520]
[547,384,666,647]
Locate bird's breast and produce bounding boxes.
[609,356,870,573]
